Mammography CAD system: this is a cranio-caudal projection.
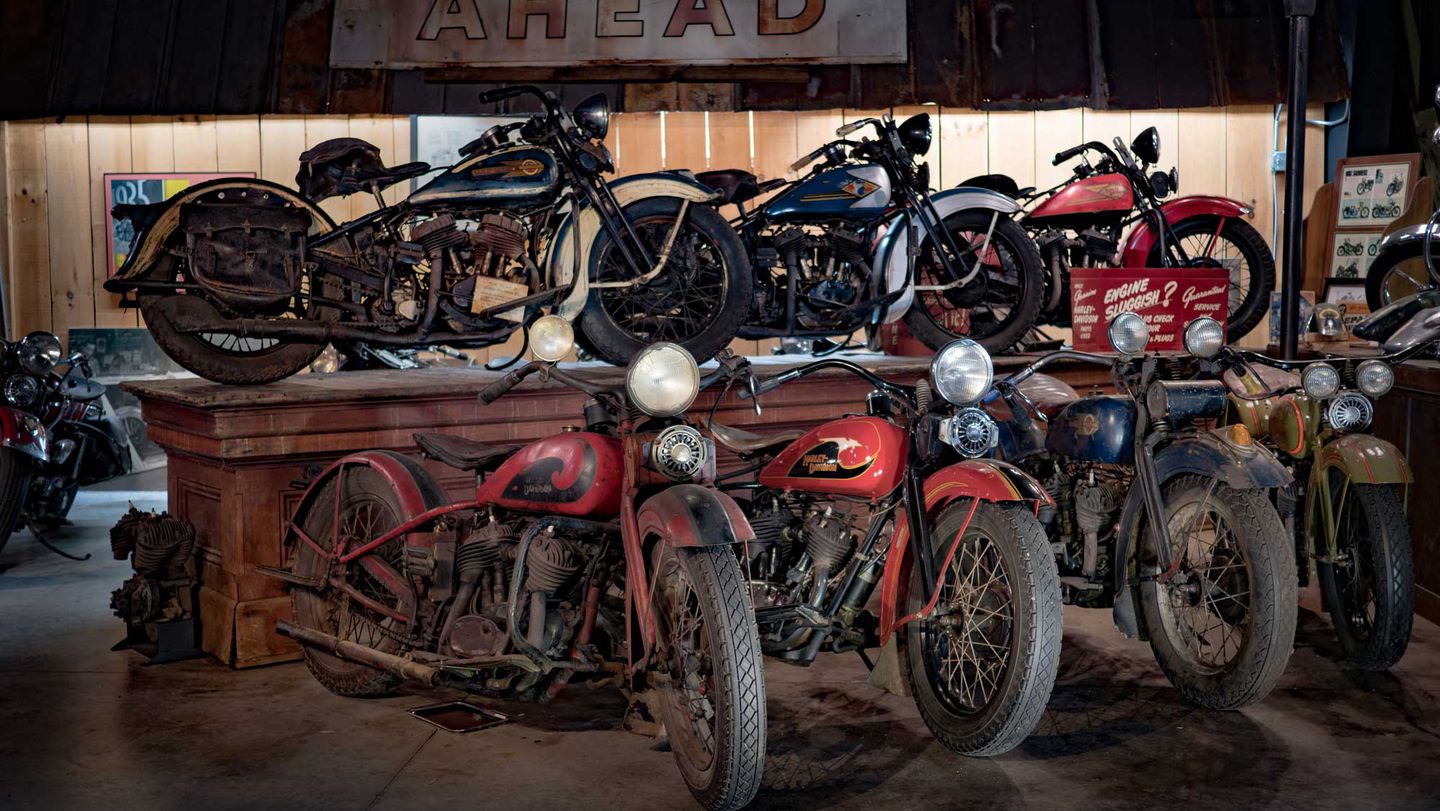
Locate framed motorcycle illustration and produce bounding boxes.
[1333,153,1419,230]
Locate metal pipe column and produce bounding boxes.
[1280,0,1317,360]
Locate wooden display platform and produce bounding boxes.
[124,353,1111,668]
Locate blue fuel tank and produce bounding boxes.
[409,146,561,210]
[1045,395,1136,465]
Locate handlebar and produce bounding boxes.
[479,362,543,404]
[1052,140,1119,167]
[739,359,915,413]
[789,145,828,173]
[836,118,878,137]
[478,85,558,112]
[1004,349,1117,387]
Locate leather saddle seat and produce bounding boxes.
[413,432,519,473]
[983,373,1081,423]
[696,169,786,207]
[961,173,1036,199]
[710,423,806,458]
[297,137,431,201]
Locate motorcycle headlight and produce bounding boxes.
[528,315,575,362]
[898,113,932,157]
[627,343,699,417]
[1301,362,1340,399]
[651,424,708,481]
[1183,317,1224,358]
[1355,359,1394,397]
[573,93,610,140]
[930,339,993,405]
[1107,312,1149,355]
[17,331,63,375]
[3,375,39,408]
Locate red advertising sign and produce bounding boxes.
[1069,267,1229,352]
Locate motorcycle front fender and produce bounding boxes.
[1316,433,1413,485]
[635,483,756,551]
[1118,195,1254,266]
[548,173,724,320]
[0,407,48,462]
[876,186,1025,324]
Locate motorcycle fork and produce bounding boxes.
[1132,386,1180,582]
[583,178,660,283]
[904,188,989,291]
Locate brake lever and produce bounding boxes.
[746,372,762,417]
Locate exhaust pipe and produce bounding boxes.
[276,620,442,687]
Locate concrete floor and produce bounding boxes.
[3,488,1440,810]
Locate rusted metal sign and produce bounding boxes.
[330,0,907,69]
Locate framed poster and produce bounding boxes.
[104,172,254,277]
[1333,153,1419,229]
[1322,278,1369,306]
[1328,230,1385,279]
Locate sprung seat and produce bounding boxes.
[696,169,786,207]
[413,432,519,473]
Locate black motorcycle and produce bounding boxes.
[696,112,1044,354]
[104,86,750,384]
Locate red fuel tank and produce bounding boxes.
[475,432,623,518]
[1028,173,1135,220]
[758,416,907,499]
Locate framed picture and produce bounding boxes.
[104,172,254,277]
[1270,290,1316,344]
[1323,278,1369,306]
[1333,153,1420,229]
[1328,230,1385,279]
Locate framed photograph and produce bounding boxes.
[1328,230,1385,279]
[104,172,254,277]
[1323,278,1369,306]
[1333,153,1420,229]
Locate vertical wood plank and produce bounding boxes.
[663,112,707,172]
[751,112,798,182]
[986,112,1036,187]
[794,110,844,172]
[1175,108,1228,198]
[1128,110,1180,170]
[346,116,396,220]
[44,120,93,342]
[304,117,351,222]
[1224,106,1277,348]
[5,122,55,338]
[388,115,413,205]
[0,123,9,337]
[613,113,663,175]
[215,116,262,177]
[172,115,219,172]
[937,108,988,188]
[707,112,752,174]
[1081,109,1131,147]
[129,116,176,173]
[1033,109,1084,190]
[259,116,306,188]
[86,116,135,327]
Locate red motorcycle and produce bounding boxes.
[269,317,766,811]
[729,340,1061,755]
[966,127,1275,341]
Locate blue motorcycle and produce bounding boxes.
[695,113,1044,353]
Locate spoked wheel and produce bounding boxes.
[0,449,35,557]
[650,543,765,811]
[899,501,1061,756]
[1364,242,1437,309]
[903,209,1044,354]
[580,197,751,366]
[1316,474,1413,671]
[289,454,442,697]
[1139,476,1296,709]
[1151,215,1274,342]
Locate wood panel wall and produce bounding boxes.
[0,105,1323,353]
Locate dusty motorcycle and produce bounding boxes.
[983,314,1296,708]
[966,127,1275,341]
[104,86,750,384]
[268,317,765,811]
[0,332,131,558]
[729,340,1060,755]
[699,112,1043,354]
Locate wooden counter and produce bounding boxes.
[1370,358,1440,624]
[123,353,1112,668]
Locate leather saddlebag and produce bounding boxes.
[180,202,310,310]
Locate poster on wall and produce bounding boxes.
[412,115,523,185]
[1069,267,1229,352]
[1334,154,1419,229]
[1328,230,1385,280]
[103,173,254,278]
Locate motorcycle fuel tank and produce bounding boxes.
[1045,396,1136,465]
[1027,172,1135,222]
[763,165,892,221]
[758,416,907,498]
[475,432,623,518]
[409,146,561,210]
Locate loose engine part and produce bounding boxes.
[770,225,873,328]
[109,506,199,653]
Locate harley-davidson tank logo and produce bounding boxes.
[502,443,597,503]
[801,178,879,203]
[787,436,876,479]
[1075,414,1101,436]
[470,158,546,180]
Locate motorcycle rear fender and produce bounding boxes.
[876,459,1052,645]
[102,178,336,290]
[0,406,48,462]
[549,173,724,320]
[1118,195,1254,266]
[1315,433,1413,485]
[635,484,756,550]
[287,450,445,558]
[876,186,1025,323]
[1374,221,1439,255]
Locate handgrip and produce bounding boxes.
[1052,144,1086,166]
[836,120,866,137]
[478,87,522,104]
[789,146,826,173]
[479,362,539,404]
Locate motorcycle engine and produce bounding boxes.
[770,225,873,328]
[746,498,859,609]
[408,213,534,324]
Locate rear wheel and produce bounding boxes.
[1150,216,1274,342]
[0,449,35,557]
[1317,478,1413,670]
[651,543,765,811]
[904,210,1044,354]
[581,197,751,366]
[899,501,1062,756]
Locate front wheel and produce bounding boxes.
[1138,476,1297,709]
[1150,216,1274,342]
[651,544,765,811]
[0,448,35,557]
[580,198,751,366]
[899,501,1062,756]
[1316,478,1413,671]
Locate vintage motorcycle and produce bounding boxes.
[729,340,1061,755]
[0,332,131,557]
[1364,85,1440,309]
[104,86,751,384]
[982,314,1297,708]
[268,317,765,811]
[697,112,1044,354]
[966,127,1275,342]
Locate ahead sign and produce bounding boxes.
[331,0,908,69]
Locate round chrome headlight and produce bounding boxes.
[1326,392,1373,432]
[17,331,63,375]
[1107,312,1149,355]
[1355,359,1394,398]
[3,375,39,408]
[1183,317,1224,359]
[930,339,993,405]
[1301,362,1341,399]
[528,315,575,363]
[651,424,707,480]
[627,343,699,417]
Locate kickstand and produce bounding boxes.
[28,522,90,561]
[855,648,875,672]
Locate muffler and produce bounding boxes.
[276,619,442,687]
